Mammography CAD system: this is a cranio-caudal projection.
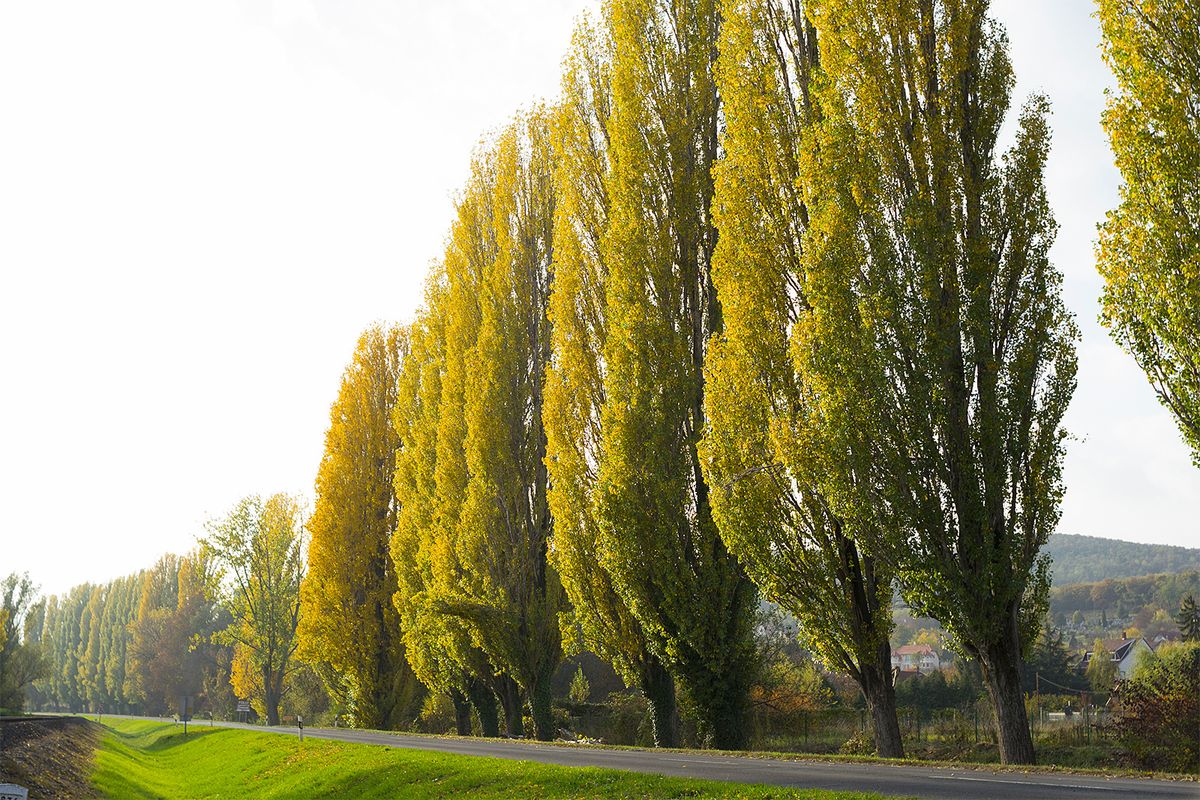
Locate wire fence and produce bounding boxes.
[745,697,1116,754]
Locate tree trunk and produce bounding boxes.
[980,635,1036,764]
[467,679,500,737]
[687,666,751,750]
[450,689,472,736]
[642,657,678,748]
[497,675,525,738]
[860,663,904,759]
[704,688,750,750]
[529,675,555,742]
[263,667,280,727]
[264,694,280,726]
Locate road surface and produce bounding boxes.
[109,715,1197,800]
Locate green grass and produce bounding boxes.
[92,719,896,799]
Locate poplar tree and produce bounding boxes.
[597,0,757,749]
[544,11,680,746]
[440,148,528,737]
[393,279,502,737]
[299,324,422,730]
[1096,0,1200,466]
[700,0,903,757]
[795,0,1077,764]
[445,110,564,741]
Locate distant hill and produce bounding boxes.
[1047,533,1200,585]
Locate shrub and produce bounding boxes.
[838,728,874,756]
[416,692,457,735]
[1112,641,1199,773]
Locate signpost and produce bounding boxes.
[179,695,193,736]
[236,699,251,724]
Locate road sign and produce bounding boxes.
[236,700,251,713]
[0,783,30,800]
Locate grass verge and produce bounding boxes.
[93,719,899,799]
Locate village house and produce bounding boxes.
[890,644,941,673]
[1077,636,1154,679]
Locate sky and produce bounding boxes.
[1,1,1196,598]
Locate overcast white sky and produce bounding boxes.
[1,1,1196,597]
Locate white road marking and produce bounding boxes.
[928,774,1132,792]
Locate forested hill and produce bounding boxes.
[1047,533,1200,585]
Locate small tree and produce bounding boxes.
[568,667,591,705]
[1177,595,1200,643]
[205,494,306,726]
[1086,639,1119,693]
[0,573,47,712]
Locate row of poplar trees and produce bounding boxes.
[298,0,1196,766]
[24,552,233,717]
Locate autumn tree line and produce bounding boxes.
[3,0,1195,769]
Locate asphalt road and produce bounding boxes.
[111,715,1198,800]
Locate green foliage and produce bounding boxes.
[92,718,888,799]
[568,667,591,705]
[1177,594,1200,642]
[595,0,758,751]
[1096,0,1200,465]
[544,10,671,733]
[1049,570,1199,619]
[393,110,566,741]
[1020,626,1085,693]
[204,494,306,726]
[452,110,564,742]
[1045,534,1200,585]
[30,571,147,714]
[391,275,491,708]
[1085,639,1119,693]
[792,0,1076,765]
[894,669,981,712]
[0,573,47,712]
[702,0,902,758]
[1112,641,1200,773]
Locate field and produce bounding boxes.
[91,719,895,799]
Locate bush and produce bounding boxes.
[416,692,457,735]
[1112,641,1200,773]
[838,728,874,756]
[603,692,654,747]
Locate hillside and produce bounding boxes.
[1049,570,1199,617]
[1046,533,1200,585]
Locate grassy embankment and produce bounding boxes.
[93,719,897,799]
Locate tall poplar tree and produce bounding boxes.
[701,0,903,757]
[544,11,680,747]
[1096,0,1200,466]
[299,324,422,730]
[393,278,502,737]
[445,110,564,742]
[597,0,757,750]
[795,0,1077,764]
